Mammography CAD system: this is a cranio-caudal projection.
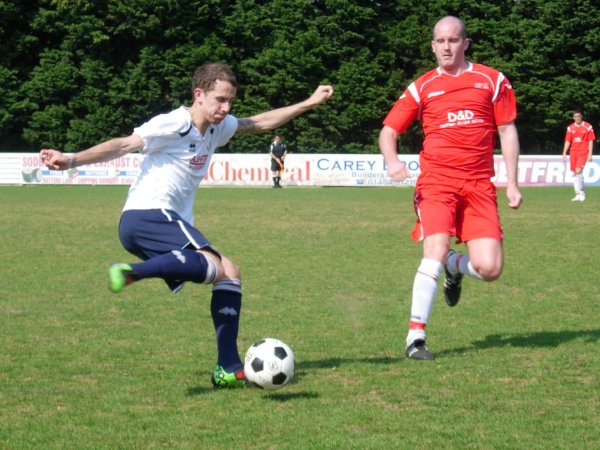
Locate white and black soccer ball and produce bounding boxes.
[244,338,295,390]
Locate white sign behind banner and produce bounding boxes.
[3,153,600,187]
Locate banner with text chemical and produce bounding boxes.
[5,153,599,187]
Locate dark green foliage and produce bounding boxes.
[0,0,598,154]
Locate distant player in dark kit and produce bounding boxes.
[269,135,287,188]
[40,62,334,388]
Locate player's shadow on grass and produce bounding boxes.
[262,391,319,402]
[297,356,400,371]
[185,371,321,398]
[438,328,600,357]
[185,386,319,400]
[186,386,215,396]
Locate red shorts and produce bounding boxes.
[570,152,589,172]
[411,172,503,243]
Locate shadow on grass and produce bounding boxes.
[438,328,600,357]
[262,391,319,401]
[186,386,215,396]
[185,384,319,400]
[185,357,399,396]
[298,355,401,370]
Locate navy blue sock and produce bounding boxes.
[130,249,215,284]
[211,279,243,373]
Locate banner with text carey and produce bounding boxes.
[4,153,599,187]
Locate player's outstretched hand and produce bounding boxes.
[307,85,334,107]
[40,149,71,170]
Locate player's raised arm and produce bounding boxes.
[236,85,333,134]
[40,134,144,170]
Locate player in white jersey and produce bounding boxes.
[41,62,334,388]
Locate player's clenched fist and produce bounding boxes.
[40,149,72,170]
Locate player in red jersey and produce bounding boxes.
[379,16,523,360]
[562,110,595,201]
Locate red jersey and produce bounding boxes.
[565,121,595,154]
[383,62,517,179]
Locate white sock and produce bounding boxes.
[407,328,426,347]
[574,173,584,193]
[447,251,484,280]
[407,259,442,347]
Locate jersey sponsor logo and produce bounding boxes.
[474,82,489,90]
[427,90,445,98]
[190,154,208,170]
[447,110,475,122]
[441,109,485,129]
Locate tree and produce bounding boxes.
[0,0,598,154]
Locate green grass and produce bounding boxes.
[1,185,599,449]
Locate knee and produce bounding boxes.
[472,261,502,282]
[216,255,241,281]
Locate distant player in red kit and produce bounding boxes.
[562,110,595,202]
[379,16,523,360]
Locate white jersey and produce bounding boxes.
[122,106,238,224]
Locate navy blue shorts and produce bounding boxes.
[118,209,219,292]
[118,209,219,261]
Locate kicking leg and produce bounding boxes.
[108,248,219,293]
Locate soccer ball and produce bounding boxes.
[244,338,295,390]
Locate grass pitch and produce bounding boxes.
[1,185,599,449]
